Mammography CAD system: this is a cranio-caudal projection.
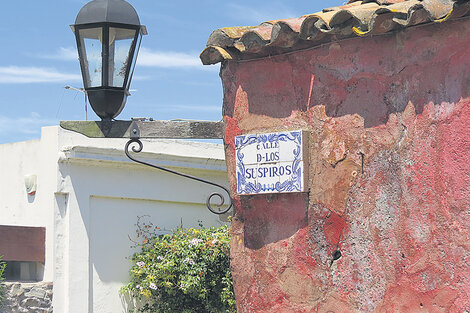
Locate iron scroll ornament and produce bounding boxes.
[124,122,232,215]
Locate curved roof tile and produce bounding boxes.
[200,0,470,65]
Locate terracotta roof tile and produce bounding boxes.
[200,0,470,65]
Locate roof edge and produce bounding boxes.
[200,0,470,65]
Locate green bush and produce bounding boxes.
[0,256,6,306]
[121,223,235,313]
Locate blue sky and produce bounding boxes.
[0,0,344,144]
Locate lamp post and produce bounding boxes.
[69,0,232,215]
[71,0,147,121]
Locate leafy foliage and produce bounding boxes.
[121,221,235,313]
[0,256,6,305]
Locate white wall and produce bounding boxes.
[0,128,59,282]
[1,126,229,313]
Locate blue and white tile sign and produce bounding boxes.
[235,130,307,195]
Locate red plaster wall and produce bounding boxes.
[222,18,470,313]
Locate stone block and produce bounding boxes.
[25,286,46,299]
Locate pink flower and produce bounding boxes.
[136,261,145,268]
[189,238,203,247]
[149,283,158,290]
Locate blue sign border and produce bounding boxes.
[235,131,303,194]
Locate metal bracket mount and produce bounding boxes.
[125,120,232,215]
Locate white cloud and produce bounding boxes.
[0,112,57,136]
[33,47,217,71]
[0,66,81,83]
[137,48,216,70]
[131,75,152,81]
[36,47,78,61]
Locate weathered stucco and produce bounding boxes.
[222,18,470,312]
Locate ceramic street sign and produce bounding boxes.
[235,130,307,195]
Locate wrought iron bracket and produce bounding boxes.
[125,119,232,215]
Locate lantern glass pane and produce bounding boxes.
[108,27,137,88]
[126,33,142,90]
[78,28,102,88]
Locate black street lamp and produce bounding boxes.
[71,0,147,120]
[67,1,232,215]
